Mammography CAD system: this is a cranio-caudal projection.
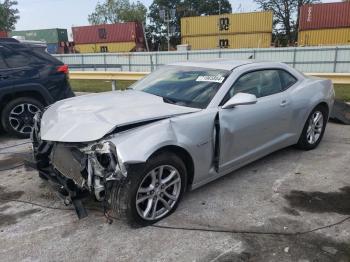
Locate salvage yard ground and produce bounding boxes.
[0,122,350,261]
[69,80,350,102]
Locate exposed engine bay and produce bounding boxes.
[32,112,127,219]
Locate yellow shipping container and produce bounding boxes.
[181,11,273,37]
[182,33,272,50]
[75,42,136,53]
[299,28,350,46]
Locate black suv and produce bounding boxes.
[0,38,74,138]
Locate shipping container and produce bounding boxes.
[75,42,137,53]
[181,11,273,37]
[299,2,350,31]
[72,22,144,46]
[0,31,7,37]
[9,28,68,43]
[182,33,272,50]
[298,28,350,46]
[46,43,58,54]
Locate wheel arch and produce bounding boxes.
[0,90,48,106]
[149,145,195,190]
[317,101,330,117]
[0,89,49,118]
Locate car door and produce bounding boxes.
[218,69,293,173]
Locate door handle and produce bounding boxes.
[280,100,288,107]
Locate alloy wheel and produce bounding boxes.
[136,165,181,221]
[306,111,324,145]
[9,103,41,135]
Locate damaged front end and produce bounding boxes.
[31,112,127,219]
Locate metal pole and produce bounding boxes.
[142,22,150,52]
[167,16,170,51]
[150,54,154,71]
[292,48,297,68]
[333,47,338,73]
[156,52,159,69]
[81,55,84,71]
[112,80,116,91]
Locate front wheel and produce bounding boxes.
[295,105,328,150]
[110,152,187,226]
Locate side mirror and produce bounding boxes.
[222,93,257,109]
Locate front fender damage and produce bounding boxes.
[33,126,130,219]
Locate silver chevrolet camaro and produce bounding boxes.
[32,60,334,225]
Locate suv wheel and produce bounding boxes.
[1,97,43,138]
[110,152,187,226]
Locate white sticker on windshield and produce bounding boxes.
[196,75,225,83]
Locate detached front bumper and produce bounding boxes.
[31,113,127,219]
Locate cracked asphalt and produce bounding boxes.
[0,122,350,262]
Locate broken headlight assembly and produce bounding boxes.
[81,141,127,201]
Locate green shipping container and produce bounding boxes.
[9,28,68,44]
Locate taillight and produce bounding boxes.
[57,64,69,74]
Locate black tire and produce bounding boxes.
[1,97,43,139]
[110,152,187,226]
[295,104,328,150]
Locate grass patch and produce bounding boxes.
[70,79,136,93]
[334,84,350,102]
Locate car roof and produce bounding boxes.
[169,59,283,71]
[0,38,20,43]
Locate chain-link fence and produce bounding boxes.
[54,45,350,73]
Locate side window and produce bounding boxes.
[227,71,261,98]
[259,70,282,97]
[279,70,297,90]
[224,69,284,103]
[1,48,30,68]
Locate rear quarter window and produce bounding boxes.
[279,70,297,90]
[31,49,62,65]
[3,51,30,68]
[2,43,62,66]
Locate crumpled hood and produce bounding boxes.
[40,90,200,142]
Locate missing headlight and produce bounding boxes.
[82,140,127,179]
[96,153,112,169]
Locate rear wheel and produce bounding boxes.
[1,97,43,138]
[296,105,328,150]
[110,152,187,226]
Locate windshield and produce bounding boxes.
[130,65,230,109]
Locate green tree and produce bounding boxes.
[119,1,147,23]
[180,0,232,16]
[0,0,19,31]
[147,0,232,51]
[88,0,147,24]
[147,0,180,51]
[254,0,319,45]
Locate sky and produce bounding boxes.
[15,0,259,31]
[15,0,340,36]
